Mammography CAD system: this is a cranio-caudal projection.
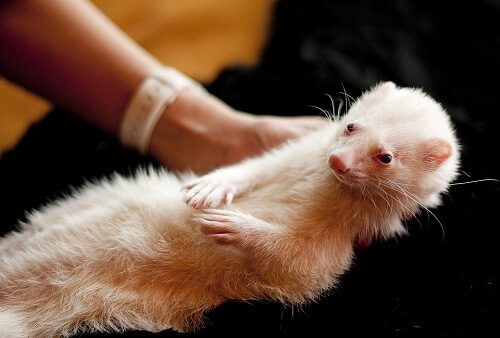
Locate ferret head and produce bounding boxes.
[327,82,460,238]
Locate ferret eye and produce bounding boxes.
[346,123,355,133]
[377,153,393,164]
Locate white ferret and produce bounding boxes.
[0,82,460,337]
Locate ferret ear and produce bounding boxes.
[422,138,452,169]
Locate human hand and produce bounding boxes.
[149,88,327,174]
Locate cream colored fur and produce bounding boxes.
[0,82,459,337]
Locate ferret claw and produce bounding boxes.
[182,178,237,210]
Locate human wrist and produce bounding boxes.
[118,66,204,154]
[149,88,259,172]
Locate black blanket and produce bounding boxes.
[1,0,499,337]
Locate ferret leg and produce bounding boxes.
[192,209,280,249]
[182,175,239,210]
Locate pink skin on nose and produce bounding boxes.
[329,153,351,173]
[329,153,372,249]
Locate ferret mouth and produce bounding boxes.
[331,170,365,187]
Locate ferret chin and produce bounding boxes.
[0,82,460,337]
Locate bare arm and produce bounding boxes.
[0,0,326,173]
[0,0,159,135]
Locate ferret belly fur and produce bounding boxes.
[0,82,460,337]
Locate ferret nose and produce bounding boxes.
[329,154,350,173]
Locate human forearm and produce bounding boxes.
[0,0,160,135]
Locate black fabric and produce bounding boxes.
[1,0,499,337]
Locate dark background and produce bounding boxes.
[1,0,499,337]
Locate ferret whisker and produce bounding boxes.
[460,170,472,178]
[370,178,402,220]
[372,187,394,218]
[379,187,413,222]
[307,105,334,121]
[364,187,384,218]
[313,114,335,128]
[450,178,500,186]
[383,179,444,239]
[408,193,446,240]
[324,93,337,121]
[376,175,418,189]
[320,149,332,163]
[337,99,344,120]
[340,82,354,109]
[375,179,423,228]
[365,176,393,211]
[359,184,367,202]
[360,183,369,206]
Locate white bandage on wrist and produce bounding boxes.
[119,67,202,154]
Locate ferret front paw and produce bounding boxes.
[192,209,253,246]
[182,177,236,210]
